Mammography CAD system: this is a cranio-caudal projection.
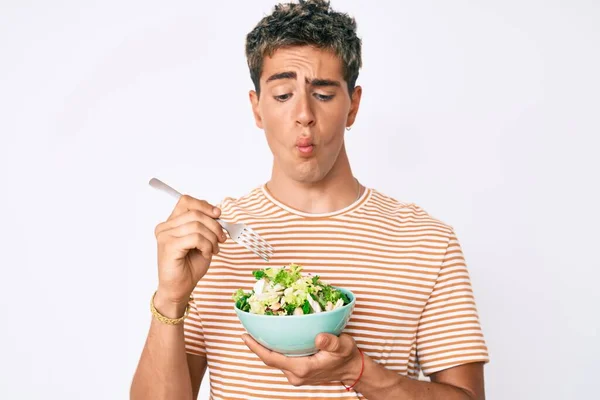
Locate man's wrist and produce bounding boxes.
[341,347,364,385]
[153,291,189,319]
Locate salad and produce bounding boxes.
[232,263,351,316]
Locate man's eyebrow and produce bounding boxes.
[266,71,297,83]
[308,78,341,87]
[265,71,341,88]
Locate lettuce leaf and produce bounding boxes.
[302,300,311,315]
[252,270,265,280]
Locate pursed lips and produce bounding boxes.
[296,137,315,155]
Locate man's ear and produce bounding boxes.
[346,85,362,128]
[249,90,263,129]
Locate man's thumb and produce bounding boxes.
[316,333,341,353]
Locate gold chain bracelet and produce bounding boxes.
[150,291,193,325]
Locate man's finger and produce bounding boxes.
[242,334,296,370]
[315,333,342,353]
[169,195,221,220]
[157,209,227,243]
[167,221,220,255]
[168,233,214,259]
[282,369,303,387]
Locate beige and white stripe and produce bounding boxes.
[184,185,489,399]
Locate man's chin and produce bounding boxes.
[274,156,330,183]
[291,167,327,184]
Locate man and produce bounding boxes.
[131,1,489,399]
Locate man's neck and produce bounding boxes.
[266,146,362,214]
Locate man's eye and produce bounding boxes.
[314,93,335,101]
[274,94,292,102]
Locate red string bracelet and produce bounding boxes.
[342,347,364,391]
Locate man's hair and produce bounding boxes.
[245,0,362,95]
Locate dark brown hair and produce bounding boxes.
[245,0,362,95]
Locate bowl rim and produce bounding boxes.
[233,286,356,319]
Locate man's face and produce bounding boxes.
[250,46,361,183]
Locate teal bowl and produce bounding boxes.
[234,287,356,357]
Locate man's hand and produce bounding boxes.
[153,195,228,316]
[242,332,362,387]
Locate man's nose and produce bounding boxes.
[294,92,316,127]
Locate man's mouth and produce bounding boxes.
[295,137,315,155]
[297,145,314,154]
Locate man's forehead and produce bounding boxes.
[261,46,344,81]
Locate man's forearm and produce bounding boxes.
[130,296,194,400]
[344,354,476,400]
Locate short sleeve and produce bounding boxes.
[184,296,207,356]
[415,230,489,376]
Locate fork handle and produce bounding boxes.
[149,178,182,200]
[149,178,225,227]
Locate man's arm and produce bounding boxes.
[346,354,484,400]
[130,195,226,399]
[130,296,207,400]
[188,354,208,400]
[345,228,487,400]
[243,332,484,400]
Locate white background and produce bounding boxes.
[1,0,598,399]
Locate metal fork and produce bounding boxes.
[148,178,273,262]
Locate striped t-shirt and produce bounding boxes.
[184,185,489,400]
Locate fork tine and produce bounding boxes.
[239,238,272,261]
[248,229,274,254]
[241,235,273,260]
[245,232,274,255]
[239,227,273,261]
